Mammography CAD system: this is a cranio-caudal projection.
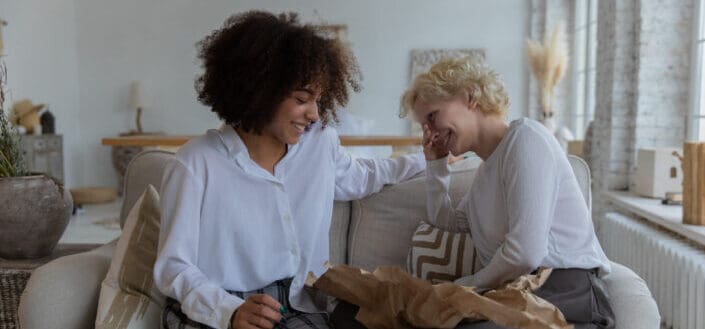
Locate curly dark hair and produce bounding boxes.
[195,11,361,134]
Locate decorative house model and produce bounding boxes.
[632,147,683,198]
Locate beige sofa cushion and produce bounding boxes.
[95,185,164,329]
[19,241,116,329]
[329,201,351,265]
[407,222,482,283]
[347,159,479,271]
[120,150,175,228]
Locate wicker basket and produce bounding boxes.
[0,269,31,329]
[70,186,118,205]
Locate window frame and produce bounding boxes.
[689,0,705,141]
[571,0,598,139]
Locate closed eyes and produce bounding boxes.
[427,111,437,124]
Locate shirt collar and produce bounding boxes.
[216,123,302,181]
[217,124,248,159]
[218,122,313,158]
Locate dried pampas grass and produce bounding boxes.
[526,23,568,119]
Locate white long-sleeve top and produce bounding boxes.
[153,123,425,329]
[426,118,610,290]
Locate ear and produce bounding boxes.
[467,98,479,112]
[464,90,478,112]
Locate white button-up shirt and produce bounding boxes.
[154,123,424,329]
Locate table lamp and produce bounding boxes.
[129,81,144,134]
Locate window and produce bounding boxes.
[690,0,705,141]
[571,0,598,139]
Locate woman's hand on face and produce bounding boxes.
[422,124,450,161]
[230,294,283,329]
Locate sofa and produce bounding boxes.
[18,150,661,329]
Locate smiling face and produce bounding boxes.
[262,87,322,145]
[412,93,480,156]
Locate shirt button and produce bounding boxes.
[290,248,296,255]
[283,214,290,221]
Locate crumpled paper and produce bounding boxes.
[306,265,572,329]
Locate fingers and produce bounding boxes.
[423,125,440,146]
[250,294,282,317]
[435,131,450,148]
[232,295,283,329]
[233,309,276,329]
[427,130,445,149]
[422,123,450,161]
[422,124,435,149]
[422,124,431,142]
[249,314,275,329]
[232,309,266,329]
[235,321,260,329]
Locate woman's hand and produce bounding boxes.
[422,124,450,161]
[230,294,283,329]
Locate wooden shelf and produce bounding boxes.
[102,135,422,147]
[102,135,193,147]
[338,135,422,146]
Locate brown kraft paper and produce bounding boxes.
[306,265,572,329]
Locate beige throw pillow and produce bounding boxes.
[406,221,483,284]
[95,185,165,329]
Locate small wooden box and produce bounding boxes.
[632,147,682,198]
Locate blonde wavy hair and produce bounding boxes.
[400,57,509,118]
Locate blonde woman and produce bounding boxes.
[400,57,615,329]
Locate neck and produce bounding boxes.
[472,115,508,161]
[235,127,287,174]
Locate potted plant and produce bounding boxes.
[0,60,73,259]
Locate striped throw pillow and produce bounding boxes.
[406,222,482,284]
[95,185,165,328]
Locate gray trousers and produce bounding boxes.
[330,268,615,329]
[162,278,331,329]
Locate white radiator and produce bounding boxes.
[599,213,705,329]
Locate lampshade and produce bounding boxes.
[129,81,144,109]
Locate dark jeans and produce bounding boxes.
[162,278,331,329]
[330,268,615,329]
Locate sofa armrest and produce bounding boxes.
[19,241,116,329]
[602,261,661,329]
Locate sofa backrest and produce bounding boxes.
[119,150,592,270]
[120,149,176,228]
[342,155,592,271]
[343,160,479,271]
[567,155,591,210]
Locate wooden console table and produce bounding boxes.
[0,243,101,329]
[101,135,422,148]
[102,135,422,189]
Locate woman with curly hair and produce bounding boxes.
[153,11,425,329]
[401,57,615,329]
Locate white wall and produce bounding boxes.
[0,0,81,186]
[7,0,529,188]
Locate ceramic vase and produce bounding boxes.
[0,175,73,259]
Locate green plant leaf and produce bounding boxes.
[0,60,29,177]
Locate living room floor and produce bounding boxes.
[58,199,122,244]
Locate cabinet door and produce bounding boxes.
[20,135,64,181]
